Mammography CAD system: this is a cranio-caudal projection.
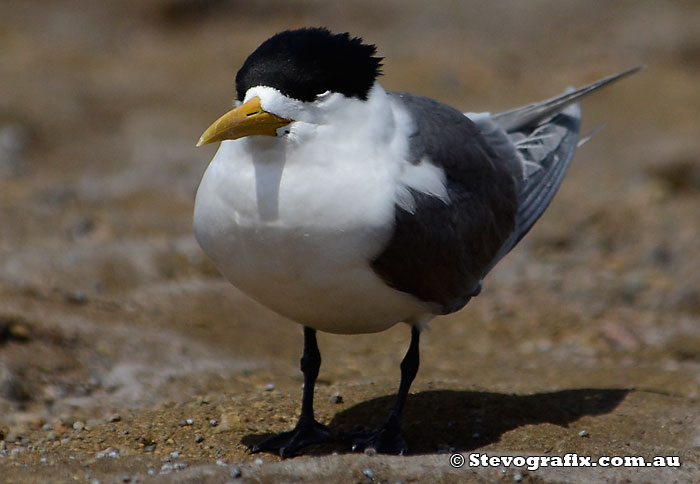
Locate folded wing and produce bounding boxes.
[470,66,643,273]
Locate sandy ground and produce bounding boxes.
[1,0,700,482]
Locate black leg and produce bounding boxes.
[250,326,331,457]
[299,326,321,425]
[351,325,420,455]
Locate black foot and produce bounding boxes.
[348,424,408,455]
[249,420,331,458]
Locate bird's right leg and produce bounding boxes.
[249,326,331,458]
[349,324,420,454]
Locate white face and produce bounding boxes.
[242,85,379,133]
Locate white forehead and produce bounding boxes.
[244,86,304,114]
[242,85,357,123]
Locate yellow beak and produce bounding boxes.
[196,96,292,146]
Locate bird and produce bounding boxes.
[193,27,642,457]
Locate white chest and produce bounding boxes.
[193,135,427,334]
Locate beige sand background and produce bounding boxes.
[1,1,699,482]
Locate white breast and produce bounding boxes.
[193,85,431,334]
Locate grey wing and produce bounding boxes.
[372,68,641,314]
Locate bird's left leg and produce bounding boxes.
[351,325,420,455]
[250,326,331,457]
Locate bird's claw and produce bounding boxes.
[348,424,408,455]
[249,419,331,458]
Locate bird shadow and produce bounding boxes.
[242,387,629,456]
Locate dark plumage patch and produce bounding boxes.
[371,93,519,314]
[235,27,383,102]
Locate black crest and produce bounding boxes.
[235,28,383,102]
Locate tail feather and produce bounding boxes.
[491,65,644,132]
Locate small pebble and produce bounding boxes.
[96,448,120,459]
[195,434,204,443]
[173,462,186,470]
[254,457,264,466]
[264,383,275,391]
[39,457,47,463]
[160,463,174,475]
[513,473,523,482]
[147,468,156,476]
[42,424,53,431]
[186,418,194,426]
[209,418,219,427]
[108,414,122,423]
[329,394,343,404]
[215,459,228,467]
[170,451,180,459]
[578,430,589,438]
[230,467,242,478]
[73,421,85,432]
[363,468,375,479]
[363,447,377,456]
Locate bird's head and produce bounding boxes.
[197,27,383,146]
